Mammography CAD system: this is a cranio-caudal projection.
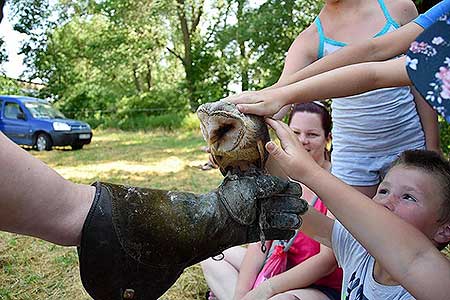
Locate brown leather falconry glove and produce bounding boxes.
[78,170,307,300]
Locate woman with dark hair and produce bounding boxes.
[288,102,332,165]
[201,102,342,300]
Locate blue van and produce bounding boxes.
[0,95,92,151]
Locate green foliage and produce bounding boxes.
[102,113,189,131]
[0,76,23,94]
[200,0,321,95]
[4,0,322,121]
[99,109,200,131]
[189,34,235,108]
[9,0,58,79]
[116,88,189,117]
[27,2,187,126]
[244,0,321,88]
[440,117,450,156]
[0,37,7,65]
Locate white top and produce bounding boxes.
[332,221,414,300]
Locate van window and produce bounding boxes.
[24,102,65,119]
[4,102,24,120]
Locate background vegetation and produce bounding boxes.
[1,0,321,120]
[2,0,448,153]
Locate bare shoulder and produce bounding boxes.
[287,23,319,59]
[385,0,418,25]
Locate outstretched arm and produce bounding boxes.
[276,22,423,87]
[265,118,450,300]
[0,132,95,246]
[231,57,411,117]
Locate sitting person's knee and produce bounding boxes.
[269,293,300,300]
[200,257,216,274]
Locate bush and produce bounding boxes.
[97,112,200,131]
[440,117,450,156]
[0,76,26,95]
[116,89,189,117]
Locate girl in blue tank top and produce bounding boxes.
[312,0,428,198]
[226,0,441,199]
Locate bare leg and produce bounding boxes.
[352,184,378,199]
[0,132,95,246]
[270,288,333,300]
[201,246,247,300]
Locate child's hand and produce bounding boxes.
[265,118,322,181]
[223,90,288,117]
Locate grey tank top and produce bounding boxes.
[315,0,425,156]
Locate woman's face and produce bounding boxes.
[289,111,329,165]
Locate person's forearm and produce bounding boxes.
[300,167,450,299]
[0,132,94,245]
[268,249,337,295]
[275,40,377,88]
[279,57,411,106]
[412,88,441,152]
[234,242,267,299]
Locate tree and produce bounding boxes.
[213,0,320,92]
[8,0,58,80]
[165,0,205,110]
[6,0,188,123]
[0,38,7,67]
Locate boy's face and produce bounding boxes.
[373,165,442,239]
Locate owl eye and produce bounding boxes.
[213,123,235,141]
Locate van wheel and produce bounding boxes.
[71,143,84,150]
[35,133,52,151]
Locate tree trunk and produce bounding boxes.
[132,64,141,92]
[146,60,152,91]
[237,0,249,91]
[175,0,203,110]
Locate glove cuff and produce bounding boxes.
[77,182,182,300]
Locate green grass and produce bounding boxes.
[0,128,221,300]
[1,128,449,299]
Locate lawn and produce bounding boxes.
[1,129,449,300]
[0,128,222,300]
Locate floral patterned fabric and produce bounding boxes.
[406,13,450,122]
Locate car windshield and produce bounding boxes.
[24,102,66,119]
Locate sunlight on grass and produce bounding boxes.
[1,129,220,300]
[2,129,450,300]
[55,157,188,180]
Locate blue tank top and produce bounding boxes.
[315,0,425,156]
